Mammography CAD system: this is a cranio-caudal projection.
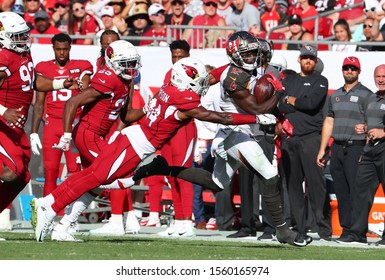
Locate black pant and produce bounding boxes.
[281,133,332,236]
[238,135,276,234]
[350,142,385,241]
[330,142,364,237]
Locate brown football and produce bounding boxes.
[253,75,275,104]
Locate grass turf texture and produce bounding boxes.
[0,232,384,260]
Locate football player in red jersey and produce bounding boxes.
[31,56,278,242]
[45,39,141,242]
[30,33,93,198]
[0,12,79,222]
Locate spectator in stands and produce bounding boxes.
[96,5,121,37]
[226,0,260,34]
[184,0,205,17]
[258,0,288,12]
[164,0,192,40]
[109,0,131,36]
[30,10,61,44]
[126,3,151,46]
[259,0,288,33]
[335,0,365,31]
[332,18,357,52]
[183,0,227,48]
[51,0,70,33]
[313,0,337,14]
[291,0,320,35]
[356,16,385,51]
[67,0,100,45]
[281,14,313,50]
[10,0,25,18]
[23,0,44,30]
[366,8,385,45]
[140,3,168,46]
[217,0,233,21]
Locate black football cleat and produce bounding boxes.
[133,155,170,181]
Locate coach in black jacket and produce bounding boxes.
[279,46,332,241]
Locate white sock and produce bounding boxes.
[149,212,159,220]
[58,192,95,227]
[43,194,54,207]
[99,177,135,189]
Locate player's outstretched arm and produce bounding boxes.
[34,74,77,92]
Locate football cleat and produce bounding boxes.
[133,155,170,181]
[32,198,53,242]
[125,211,140,234]
[89,216,125,236]
[51,223,82,242]
[140,217,161,227]
[276,226,312,247]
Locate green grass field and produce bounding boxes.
[1,232,385,260]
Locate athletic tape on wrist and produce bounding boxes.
[0,104,7,116]
[53,79,66,90]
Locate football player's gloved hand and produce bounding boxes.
[256,114,277,125]
[108,131,120,144]
[30,133,42,155]
[211,138,227,161]
[52,132,72,151]
[265,72,284,91]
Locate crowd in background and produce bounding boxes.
[1,0,385,50]
[1,0,385,247]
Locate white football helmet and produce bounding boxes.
[105,40,141,80]
[269,53,287,72]
[171,57,209,96]
[0,12,31,53]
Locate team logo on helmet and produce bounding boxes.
[226,39,239,55]
[105,45,115,59]
[182,64,199,79]
[0,21,4,31]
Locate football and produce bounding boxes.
[253,74,275,104]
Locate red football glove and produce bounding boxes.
[265,72,284,91]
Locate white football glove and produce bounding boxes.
[52,132,72,151]
[30,133,42,156]
[211,138,227,161]
[108,131,120,144]
[256,114,277,125]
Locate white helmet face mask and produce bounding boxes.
[105,40,141,80]
[0,12,31,53]
[171,57,209,96]
[269,53,287,72]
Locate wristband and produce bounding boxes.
[53,79,66,90]
[231,113,257,125]
[64,132,72,139]
[0,104,7,116]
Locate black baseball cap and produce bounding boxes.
[288,14,302,25]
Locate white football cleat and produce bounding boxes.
[31,198,53,242]
[125,211,140,234]
[89,215,125,236]
[0,209,12,232]
[51,223,83,242]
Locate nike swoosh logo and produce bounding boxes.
[168,232,174,236]
[99,79,106,83]
[178,231,187,236]
[320,84,325,87]
[229,76,236,81]
[185,97,193,100]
